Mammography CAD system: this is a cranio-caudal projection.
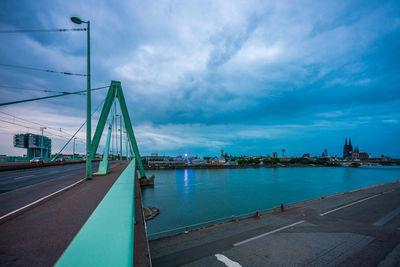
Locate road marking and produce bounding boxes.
[0,178,85,221]
[382,189,395,194]
[14,175,34,180]
[320,194,381,216]
[215,254,242,267]
[373,207,400,226]
[233,220,305,247]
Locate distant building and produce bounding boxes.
[352,146,369,160]
[209,157,226,165]
[191,158,207,166]
[302,153,310,158]
[273,152,278,158]
[151,153,158,157]
[224,161,238,166]
[343,137,369,160]
[142,155,172,164]
[14,133,51,158]
[343,137,353,158]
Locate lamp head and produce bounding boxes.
[71,17,83,24]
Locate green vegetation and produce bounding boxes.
[238,158,261,165]
[314,158,329,164]
[263,158,280,164]
[289,157,329,164]
[289,158,312,164]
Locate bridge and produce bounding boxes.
[0,81,153,266]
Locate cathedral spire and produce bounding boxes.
[349,137,353,152]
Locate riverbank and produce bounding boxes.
[144,161,400,170]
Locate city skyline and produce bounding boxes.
[0,1,399,158]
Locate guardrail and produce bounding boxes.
[148,206,277,240]
[55,159,136,267]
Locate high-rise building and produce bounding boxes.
[14,133,52,158]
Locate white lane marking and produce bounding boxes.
[382,189,395,194]
[373,207,400,226]
[14,175,34,180]
[0,178,85,221]
[215,254,242,267]
[233,220,305,247]
[320,194,381,216]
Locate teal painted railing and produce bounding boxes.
[56,159,136,266]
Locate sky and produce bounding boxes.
[0,0,399,158]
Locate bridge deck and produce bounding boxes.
[0,162,128,266]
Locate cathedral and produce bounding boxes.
[343,138,369,159]
[343,137,353,158]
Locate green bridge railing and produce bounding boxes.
[56,159,136,266]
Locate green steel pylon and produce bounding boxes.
[91,81,146,178]
[93,99,116,176]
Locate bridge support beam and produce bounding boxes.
[93,100,116,176]
[91,81,146,178]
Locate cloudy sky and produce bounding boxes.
[0,0,399,158]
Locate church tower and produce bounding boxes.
[343,138,349,158]
[349,138,353,152]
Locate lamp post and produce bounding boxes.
[125,129,128,161]
[118,115,122,163]
[71,16,92,179]
[73,137,76,160]
[40,127,46,158]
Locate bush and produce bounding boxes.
[289,158,312,164]
[263,158,279,164]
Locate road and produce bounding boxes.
[150,181,400,266]
[0,162,101,194]
[0,161,124,218]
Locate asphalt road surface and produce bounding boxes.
[0,162,100,194]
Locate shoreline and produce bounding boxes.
[144,162,400,170]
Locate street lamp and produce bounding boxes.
[73,137,77,160]
[40,127,47,158]
[71,16,92,179]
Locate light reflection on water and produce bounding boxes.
[184,169,188,188]
[142,166,400,234]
